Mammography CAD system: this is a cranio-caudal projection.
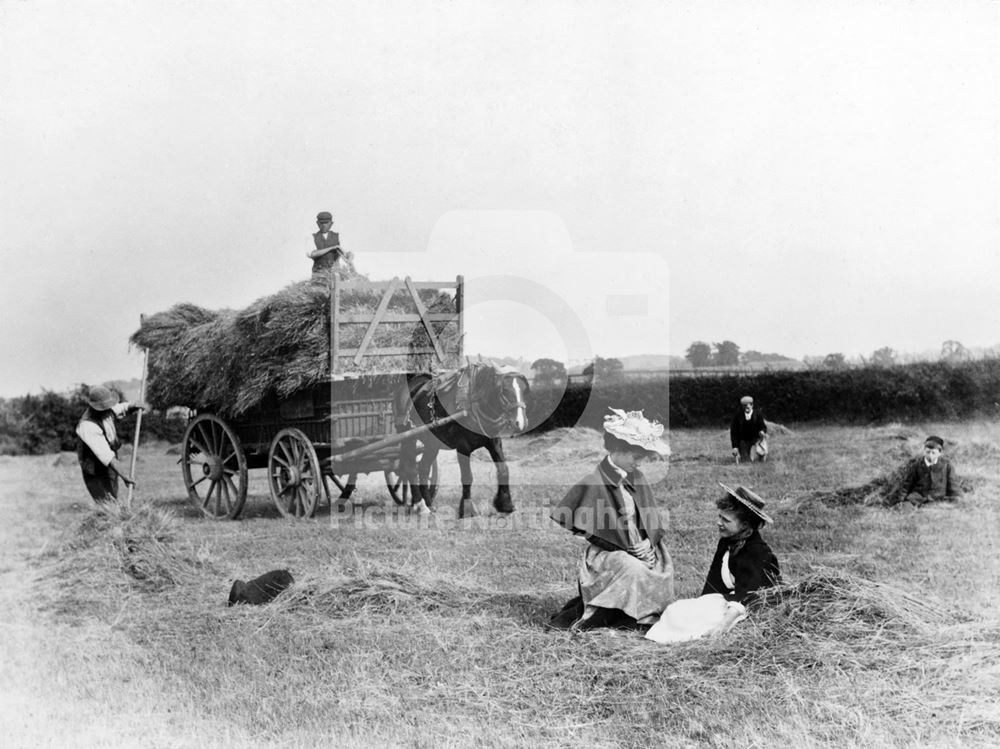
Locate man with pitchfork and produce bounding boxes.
[75,384,142,504]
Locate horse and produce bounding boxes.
[394,362,529,517]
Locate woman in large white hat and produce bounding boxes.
[645,483,780,643]
[548,408,674,630]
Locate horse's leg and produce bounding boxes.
[487,437,514,514]
[456,450,480,519]
[397,437,422,512]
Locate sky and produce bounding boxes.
[1,1,997,396]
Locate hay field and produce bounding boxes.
[1,421,999,748]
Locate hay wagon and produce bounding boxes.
[172,275,466,520]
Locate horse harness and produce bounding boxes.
[410,363,522,437]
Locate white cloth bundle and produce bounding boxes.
[644,593,747,644]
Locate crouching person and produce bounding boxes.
[887,435,961,508]
[646,483,780,643]
[76,385,141,504]
[548,408,674,631]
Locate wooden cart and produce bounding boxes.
[178,275,464,519]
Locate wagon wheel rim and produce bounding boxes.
[268,428,322,519]
[385,468,411,506]
[385,458,438,506]
[181,413,248,520]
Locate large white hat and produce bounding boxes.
[603,408,671,456]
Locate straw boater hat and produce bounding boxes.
[718,482,773,525]
[740,395,754,406]
[85,385,118,411]
[603,408,671,457]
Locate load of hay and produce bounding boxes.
[130,272,461,415]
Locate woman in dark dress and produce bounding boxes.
[646,483,779,643]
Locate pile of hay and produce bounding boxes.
[818,461,914,506]
[269,568,469,617]
[43,503,213,594]
[809,458,976,507]
[131,273,461,414]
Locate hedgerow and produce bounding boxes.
[527,359,1000,431]
[0,386,186,456]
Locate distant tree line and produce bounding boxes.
[0,386,186,456]
[685,339,986,371]
[531,356,625,387]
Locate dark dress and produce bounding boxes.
[701,529,781,606]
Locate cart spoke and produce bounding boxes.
[278,439,295,469]
[220,476,231,511]
[191,474,209,489]
[209,421,222,456]
[196,424,215,457]
[223,474,239,499]
[202,480,216,508]
[187,436,210,458]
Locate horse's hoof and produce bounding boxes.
[411,500,432,516]
[493,497,515,514]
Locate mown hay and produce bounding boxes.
[808,457,976,507]
[241,565,998,740]
[269,568,470,617]
[130,274,461,414]
[43,503,213,594]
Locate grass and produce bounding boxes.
[1,421,999,747]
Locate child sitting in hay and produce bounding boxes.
[884,435,962,508]
[645,483,780,643]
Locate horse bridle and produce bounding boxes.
[480,369,527,434]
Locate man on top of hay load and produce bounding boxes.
[76,384,141,504]
[887,435,962,507]
[730,395,768,463]
[308,211,347,275]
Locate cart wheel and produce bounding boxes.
[385,458,438,506]
[269,428,322,519]
[181,413,248,520]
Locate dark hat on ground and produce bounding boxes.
[85,385,118,411]
[718,482,773,525]
[740,395,754,405]
[228,569,294,606]
[316,211,332,221]
[924,435,945,449]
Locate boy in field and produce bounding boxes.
[889,435,962,507]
